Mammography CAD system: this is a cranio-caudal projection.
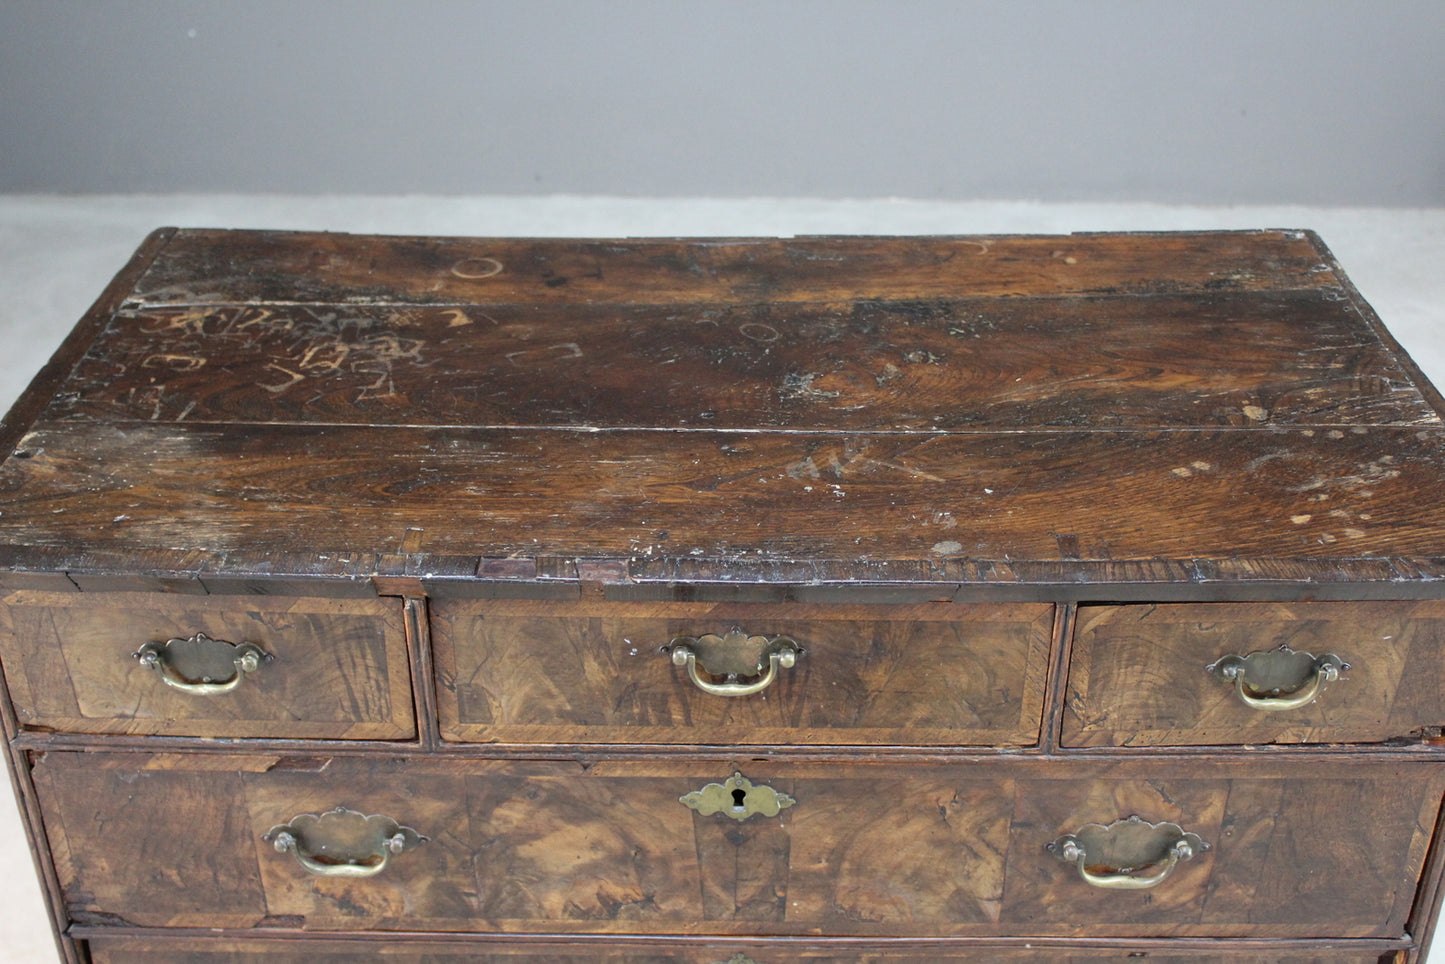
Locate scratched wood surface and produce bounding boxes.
[1062,600,1445,747]
[121,230,1343,306]
[52,291,1439,430]
[431,600,1053,746]
[83,936,1401,964]
[0,422,1441,571]
[0,590,414,739]
[0,228,1441,592]
[31,752,1442,940]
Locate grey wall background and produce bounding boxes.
[2,0,1443,204]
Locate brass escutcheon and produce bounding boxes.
[681,772,795,821]
[133,632,272,695]
[1050,815,1207,890]
[667,627,800,697]
[264,806,426,878]
[1206,644,1348,711]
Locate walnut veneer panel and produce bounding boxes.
[432,600,1052,745]
[32,753,1442,940]
[84,936,1402,964]
[1062,601,1445,747]
[0,591,414,739]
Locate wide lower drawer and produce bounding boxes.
[1062,601,1445,747]
[0,591,415,739]
[33,752,1442,939]
[83,935,1407,963]
[431,600,1053,745]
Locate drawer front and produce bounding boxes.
[0,591,415,739]
[34,753,1441,939]
[1062,601,1445,747]
[84,936,1403,963]
[432,600,1053,745]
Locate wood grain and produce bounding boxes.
[0,422,1442,587]
[35,759,269,929]
[0,229,1439,594]
[1062,601,1445,747]
[124,230,1340,307]
[1000,761,1442,939]
[7,230,1445,962]
[83,935,1402,964]
[0,591,414,739]
[53,289,1438,431]
[30,752,1443,939]
[432,600,1052,746]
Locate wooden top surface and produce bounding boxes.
[1,228,1442,597]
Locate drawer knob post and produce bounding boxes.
[133,633,273,695]
[1206,645,1348,711]
[668,627,800,697]
[1050,815,1207,890]
[264,806,426,878]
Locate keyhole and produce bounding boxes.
[731,788,747,810]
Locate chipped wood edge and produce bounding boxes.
[4,548,1445,601]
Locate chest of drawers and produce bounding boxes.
[1,228,1444,963]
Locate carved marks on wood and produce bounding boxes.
[68,305,435,420]
[53,285,1442,431]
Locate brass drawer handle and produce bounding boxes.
[1050,816,1207,890]
[1207,645,1348,711]
[133,632,273,695]
[264,806,426,878]
[668,627,800,697]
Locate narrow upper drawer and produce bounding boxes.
[1062,600,1445,747]
[0,590,415,740]
[431,600,1054,746]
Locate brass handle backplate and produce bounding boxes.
[1206,645,1348,711]
[264,806,426,878]
[133,632,273,695]
[1050,815,1207,890]
[668,627,800,697]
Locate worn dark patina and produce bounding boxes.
[1,229,1443,964]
